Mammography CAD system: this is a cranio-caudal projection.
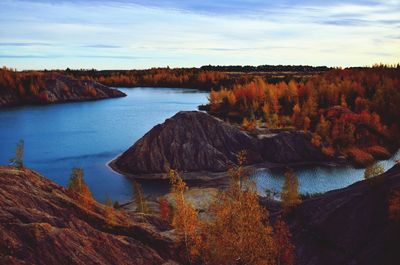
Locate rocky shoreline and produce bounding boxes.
[0,73,126,107]
[109,111,349,181]
[109,109,398,183]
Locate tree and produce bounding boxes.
[303,116,311,132]
[9,139,24,169]
[158,196,170,221]
[133,181,149,214]
[104,195,116,225]
[364,163,384,180]
[169,170,199,263]
[281,169,302,214]
[315,115,331,144]
[67,167,93,207]
[273,217,295,265]
[196,152,278,265]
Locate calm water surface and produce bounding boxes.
[1,87,398,202]
[0,88,207,202]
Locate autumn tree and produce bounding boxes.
[170,170,199,263]
[133,181,149,214]
[196,152,277,265]
[273,217,295,265]
[158,196,170,221]
[281,168,302,214]
[104,195,117,225]
[364,163,384,180]
[9,139,24,169]
[315,115,331,144]
[303,116,311,132]
[67,167,93,208]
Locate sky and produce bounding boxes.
[0,0,399,70]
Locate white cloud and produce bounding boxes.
[0,0,398,69]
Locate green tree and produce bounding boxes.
[9,139,24,168]
[364,163,384,180]
[281,168,302,214]
[133,181,149,214]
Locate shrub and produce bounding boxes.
[366,145,391,160]
[346,147,374,167]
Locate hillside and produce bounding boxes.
[290,164,400,265]
[0,167,178,265]
[110,111,327,179]
[0,69,126,107]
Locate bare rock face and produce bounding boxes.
[112,111,326,177]
[289,164,400,265]
[0,167,178,265]
[0,73,126,107]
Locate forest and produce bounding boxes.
[1,64,399,167]
[203,65,400,167]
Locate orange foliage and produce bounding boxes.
[197,153,277,264]
[273,217,295,265]
[303,116,311,132]
[241,117,257,131]
[366,145,390,159]
[169,170,200,262]
[158,196,170,221]
[321,146,335,157]
[346,147,374,167]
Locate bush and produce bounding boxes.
[366,145,391,160]
[346,147,374,167]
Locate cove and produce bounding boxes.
[1,87,398,203]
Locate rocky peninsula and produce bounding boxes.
[110,111,329,180]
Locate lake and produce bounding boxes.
[1,87,399,203]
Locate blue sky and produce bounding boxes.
[0,0,399,69]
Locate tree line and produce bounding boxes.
[205,65,400,166]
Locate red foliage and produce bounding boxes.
[158,197,170,221]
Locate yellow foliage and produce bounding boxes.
[281,169,302,214]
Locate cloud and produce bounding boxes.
[80,44,122,49]
[0,42,53,47]
[0,0,399,69]
[0,54,59,58]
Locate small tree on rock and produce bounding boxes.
[364,162,384,180]
[10,139,24,169]
[67,167,93,208]
[133,181,149,214]
[170,170,199,263]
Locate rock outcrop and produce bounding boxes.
[0,72,126,107]
[0,166,178,265]
[289,164,400,265]
[111,111,326,178]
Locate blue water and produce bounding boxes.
[1,87,399,203]
[0,87,208,203]
[254,150,400,197]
